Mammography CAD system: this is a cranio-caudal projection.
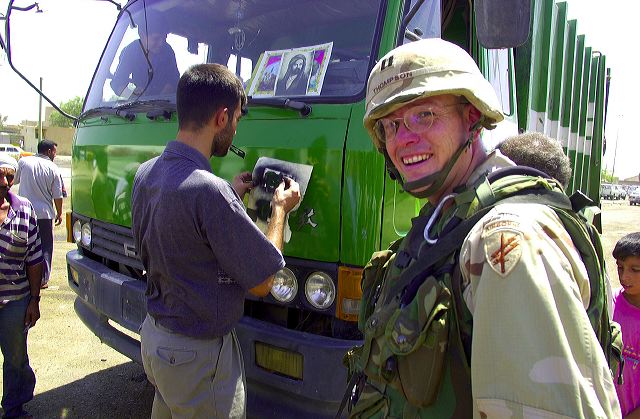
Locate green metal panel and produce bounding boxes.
[526,0,554,133]
[341,103,386,266]
[74,104,354,263]
[547,2,567,139]
[575,45,592,194]
[559,19,577,153]
[581,54,599,197]
[568,34,585,194]
[589,55,607,205]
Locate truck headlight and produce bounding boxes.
[81,223,92,247]
[305,272,335,310]
[271,267,298,303]
[73,220,83,243]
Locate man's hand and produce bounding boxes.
[271,177,301,214]
[55,213,63,226]
[24,299,40,329]
[232,171,253,200]
[250,177,301,298]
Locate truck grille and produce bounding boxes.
[91,220,144,271]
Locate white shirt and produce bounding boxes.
[16,154,63,220]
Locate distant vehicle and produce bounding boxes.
[601,184,614,200]
[614,185,627,200]
[630,188,640,206]
[0,144,33,161]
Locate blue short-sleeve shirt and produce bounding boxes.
[131,141,285,338]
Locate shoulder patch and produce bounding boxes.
[482,213,523,277]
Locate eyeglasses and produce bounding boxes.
[374,102,468,144]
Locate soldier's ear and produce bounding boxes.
[465,105,482,130]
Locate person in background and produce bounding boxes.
[0,154,43,419]
[15,140,63,289]
[131,64,300,418]
[498,131,572,189]
[110,11,180,98]
[612,232,640,418]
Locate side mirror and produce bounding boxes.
[475,0,531,48]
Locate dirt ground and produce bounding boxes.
[0,192,637,418]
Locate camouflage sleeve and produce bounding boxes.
[459,203,621,419]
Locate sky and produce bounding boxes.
[0,0,637,179]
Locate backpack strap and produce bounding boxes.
[384,187,573,306]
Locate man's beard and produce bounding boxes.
[210,118,235,157]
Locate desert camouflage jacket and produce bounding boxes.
[352,152,621,418]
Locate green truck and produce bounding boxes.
[2,0,611,416]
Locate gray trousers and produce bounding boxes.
[140,315,247,419]
[37,219,53,285]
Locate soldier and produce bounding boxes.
[347,38,620,418]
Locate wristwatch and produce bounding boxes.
[30,295,41,302]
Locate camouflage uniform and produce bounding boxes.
[351,38,621,418]
[352,152,621,418]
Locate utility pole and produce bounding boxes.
[611,114,623,181]
[38,77,43,141]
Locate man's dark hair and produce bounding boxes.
[498,132,572,189]
[612,232,640,260]
[38,139,58,154]
[176,64,247,131]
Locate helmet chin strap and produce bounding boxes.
[385,122,481,199]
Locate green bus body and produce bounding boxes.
[65,0,609,416]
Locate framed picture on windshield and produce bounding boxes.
[248,42,333,98]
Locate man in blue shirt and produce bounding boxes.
[131,63,300,418]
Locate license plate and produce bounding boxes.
[254,341,303,380]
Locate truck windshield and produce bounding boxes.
[85,0,383,113]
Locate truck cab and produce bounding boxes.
[59,0,608,417]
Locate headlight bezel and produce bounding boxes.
[72,220,83,243]
[270,267,298,303]
[81,222,92,247]
[304,271,336,310]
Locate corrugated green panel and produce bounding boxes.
[574,45,592,194]
[526,0,555,132]
[589,55,607,205]
[547,2,567,138]
[567,34,585,194]
[581,55,599,196]
[514,7,534,131]
[559,19,577,152]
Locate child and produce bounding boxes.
[613,232,640,418]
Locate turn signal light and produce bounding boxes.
[337,266,363,321]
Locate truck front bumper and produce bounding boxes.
[67,249,355,418]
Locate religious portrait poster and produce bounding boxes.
[247,42,333,98]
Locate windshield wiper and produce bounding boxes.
[115,100,176,121]
[79,100,176,122]
[247,97,312,117]
[78,106,136,122]
[115,99,175,111]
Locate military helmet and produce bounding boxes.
[364,38,504,151]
